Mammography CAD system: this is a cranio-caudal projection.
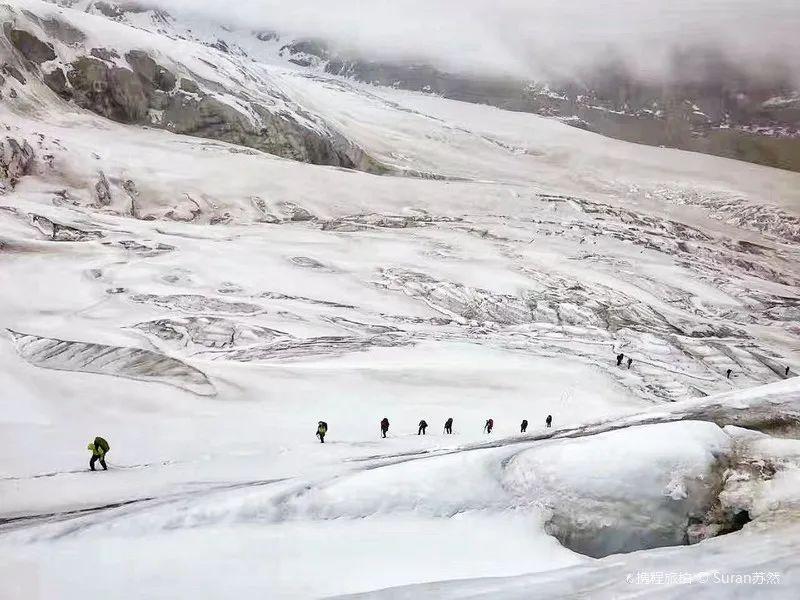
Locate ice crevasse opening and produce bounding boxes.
[502,420,752,558]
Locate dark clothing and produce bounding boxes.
[545,415,552,428]
[627,358,633,369]
[444,418,453,434]
[381,418,389,438]
[88,436,110,470]
[616,353,624,366]
[418,420,428,435]
[94,437,110,453]
[484,419,494,434]
[726,369,732,379]
[520,420,528,433]
[316,421,328,443]
[90,455,107,471]
[786,367,790,377]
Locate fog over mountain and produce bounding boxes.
[153,0,800,81]
[3,1,800,598]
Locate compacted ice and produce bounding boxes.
[504,421,733,557]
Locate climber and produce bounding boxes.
[627,357,633,369]
[726,369,732,379]
[616,353,624,366]
[520,419,528,433]
[546,415,552,428]
[444,417,453,434]
[87,436,110,471]
[316,421,328,443]
[484,418,494,434]
[380,417,390,438]
[786,366,791,377]
[418,419,428,435]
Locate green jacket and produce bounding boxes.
[88,436,110,456]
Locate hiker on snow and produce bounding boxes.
[380,417,390,438]
[444,417,453,434]
[418,420,428,435]
[87,436,110,471]
[726,369,732,379]
[616,353,624,366]
[627,357,633,369]
[316,421,328,443]
[545,415,552,428]
[484,418,494,434]
[520,419,528,433]
[787,366,791,377]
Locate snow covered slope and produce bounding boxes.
[1,1,799,599]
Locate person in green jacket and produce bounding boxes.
[87,436,110,471]
[316,421,328,443]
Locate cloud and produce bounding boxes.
[150,0,800,82]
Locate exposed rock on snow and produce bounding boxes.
[0,137,35,191]
[197,334,412,362]
[1,2,799,597]
[100,239,174,256]
[129,293,265,315]
[29,213,102,241]
[1,3,387,172]
[3,24,55,64]
[131,317,292,351]
[321,212,459,231]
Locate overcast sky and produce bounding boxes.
[152,0,800,82]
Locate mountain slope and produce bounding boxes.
[1,1,799,598]
[1,0,386,171]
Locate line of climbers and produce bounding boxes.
[616,353,633,369]
[316,415,555,443]
[616,352,793,381]
[86,361,796,469]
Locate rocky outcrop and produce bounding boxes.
[94,171,112,206]
[29,214,103,241]
[0,137,35,192]
[66,57,149,122]
[125,50,176,92]
[92,1,125,20]
[3,24,55,64]
[42,66,69,98]
[32,46,381,170]
[2,63,26,84]
[2,5,382,172]
[90,47,119,61]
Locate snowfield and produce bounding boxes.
[1,1,800,598]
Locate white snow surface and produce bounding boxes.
[1,1,800,598]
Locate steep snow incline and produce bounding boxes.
[1,0,384,170]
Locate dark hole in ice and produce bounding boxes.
[719,510,752,535]
[546,489,752,558]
